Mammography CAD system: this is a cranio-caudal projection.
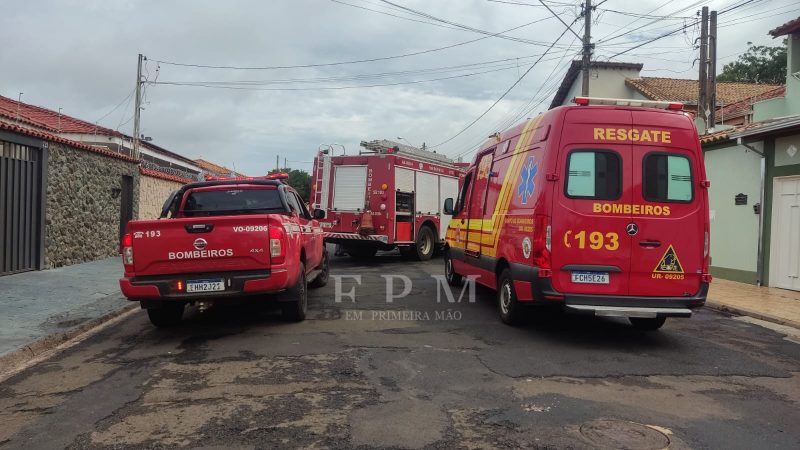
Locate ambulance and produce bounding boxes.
[442,97,710,330]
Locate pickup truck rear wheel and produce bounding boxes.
[309,251,329,288]
[146,303,184,328]
[281,263,307,322]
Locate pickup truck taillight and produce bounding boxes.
[121,233,134,267]
[269,226,285,264]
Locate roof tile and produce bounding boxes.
[625,78,783,105]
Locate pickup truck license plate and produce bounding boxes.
[571,271,609,284]
[186,279,225,293]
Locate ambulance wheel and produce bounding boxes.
[309,250,329,288]
[444,249,463,286]
[497,268,522,325]
[146,303,184,328]
[414,226,435,261]
[281,263,307,322]
[629,317,666,330]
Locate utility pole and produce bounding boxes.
[698,7,709,133]
[581,0,593,96]
[132,53,144,160]
[708,10,718,130]
[276,155,279,172]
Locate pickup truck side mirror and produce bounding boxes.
[313,209,326,220]
[443,198,454,215]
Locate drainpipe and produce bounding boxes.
[737,137,765,286]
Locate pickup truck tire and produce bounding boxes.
[629,317,667,330]
[146,303,185,327]
[309,251,329,288]
[497,268,522,325]
[414,226,435,261]
[281,263,307,322]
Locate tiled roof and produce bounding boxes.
[549,60,644,109]
[625,78,783,105]
[769,16,800,37]
[139,167,193,184]
[717,86,786,121]
[194,158,246,177]
[0,121,138,163]
[701,114,800,145]
[0,95,124,137]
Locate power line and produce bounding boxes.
[94,87,136,125]
[151,17,553,71]
[430,17,578,150]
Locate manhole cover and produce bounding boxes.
[579,419,670,450]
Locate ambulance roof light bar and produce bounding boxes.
[573,96,683,110]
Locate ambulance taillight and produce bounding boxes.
[532,215,552,277]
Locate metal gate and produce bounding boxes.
[0,139,42,276]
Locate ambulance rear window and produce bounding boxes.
[644,153,693,202]
[565,150,621,200]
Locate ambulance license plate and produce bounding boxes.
[186,279,225,293]
[571,272,609,284]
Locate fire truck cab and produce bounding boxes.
[443,97,711,330]
[310,140,465,260]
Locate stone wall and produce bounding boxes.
[138,171,185,219]
[45,142,139,268]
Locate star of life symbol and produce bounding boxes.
[517,156,538,205]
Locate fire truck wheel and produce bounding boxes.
[415,226,435,261]
[497,268,522,325]
[629,317,667,330]
[309,251,329,288]
[146,303,185,328]
[444,249,463,286]
[347,246,378,258]
[281,263,308,322]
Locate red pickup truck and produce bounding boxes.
[119,174,329,327]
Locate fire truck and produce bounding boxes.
[310,140,465,260]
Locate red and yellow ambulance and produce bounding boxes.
[443,97,711,330]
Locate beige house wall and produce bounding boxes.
[138,174,183,219]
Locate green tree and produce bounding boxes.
[717,41,787,84]
[269,168,312,202]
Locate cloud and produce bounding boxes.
[0,0,789,174]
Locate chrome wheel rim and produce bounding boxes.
[420,233,432,256]
[500,281,512,315]
[445,258,453,280]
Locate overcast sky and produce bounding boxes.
[1,0,796,174]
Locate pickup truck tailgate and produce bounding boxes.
[128,216,273,276]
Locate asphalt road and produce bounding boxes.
[1,251,799,449]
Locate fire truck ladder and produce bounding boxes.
[312,151,325,210]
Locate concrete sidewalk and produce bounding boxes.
[707,278,800,329]
[0,257,132,365]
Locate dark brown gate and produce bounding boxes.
[119,175,134,241]
[0,139,43,276]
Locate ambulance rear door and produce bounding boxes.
[550,109,633,297]
[628,110,705,297]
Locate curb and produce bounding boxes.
[0,303,137,376]
[705,300,800,330]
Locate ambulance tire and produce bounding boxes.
[146,303,184,328]
[414,226,435,261]
[629,317,667,331]
[444,249,463,286]
[281,263,307,322]
[497,268,523,325]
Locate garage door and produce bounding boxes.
[1,140,42,276]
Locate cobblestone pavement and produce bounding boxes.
[1,252,799,449]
